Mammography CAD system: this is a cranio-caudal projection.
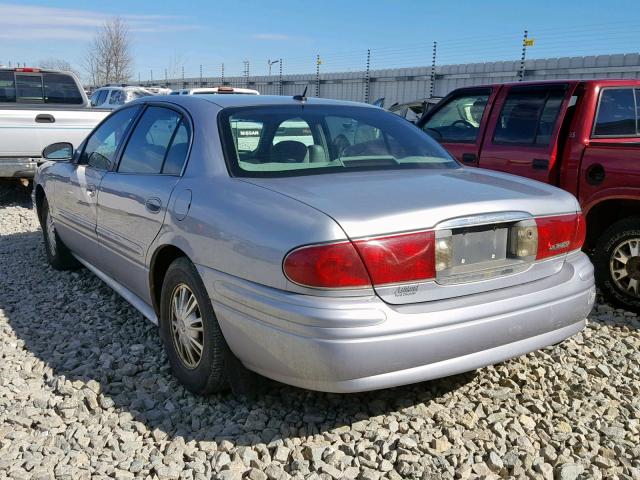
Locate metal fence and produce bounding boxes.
[139,52,640,106]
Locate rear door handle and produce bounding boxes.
[461,153,477,164]
[145,197,162,213]
[35,114,55,123]
[532,158,549,170]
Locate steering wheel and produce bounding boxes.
[452,119,474,128]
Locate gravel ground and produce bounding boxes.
[0,185,639,480]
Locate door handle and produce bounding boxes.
[586,163,605,185]
[35,114,55,123]
[86,184,96,197]
[145,197,162,213]
[532,158,549,170]
[461,153,477,164]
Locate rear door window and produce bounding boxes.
[0,71,16,102]
[16,74,43,103]
[422,92,489,142]
[108,90,125,105]
[493,88,565,145]
[593,88,638,137]
[42,73,83,104]
[118,106,182,174]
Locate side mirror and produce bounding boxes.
[42,142,73,161]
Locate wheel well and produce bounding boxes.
[150,245,188,316]
[34,185,46,225]
[585,199,640,250]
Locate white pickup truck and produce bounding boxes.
[0,67,109,179]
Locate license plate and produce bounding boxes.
[451,226,508,266]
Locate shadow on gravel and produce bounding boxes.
[0,179,32,208]
[1,221,476,446]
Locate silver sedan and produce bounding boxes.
[33,95,595,394]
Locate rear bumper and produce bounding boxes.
[0,157,38,178]
[199,252,595,393]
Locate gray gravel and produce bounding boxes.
[1,186,639,480]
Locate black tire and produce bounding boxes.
[159,257,228,394]
[40,198,80,270]
[593,217,640,313]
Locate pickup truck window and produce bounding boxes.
[493,89,565,146]
[16,74,44,103]
[42,73,83,104]
[593,88,638,137]
[0,71,16,102]
[422,93,489,142]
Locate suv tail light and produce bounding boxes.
[535,213,585,260]
[284,231,436,289]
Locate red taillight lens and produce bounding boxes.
[354,231,435,285]
[283,231,436,289]
[283,241,371,288]
[535,213,584,260]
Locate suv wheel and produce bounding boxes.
[159,257,228,394]
[594,217,640,313]
[41,198,80,270]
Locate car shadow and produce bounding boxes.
[0,224,476,446]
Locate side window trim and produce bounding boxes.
[159,117,184,174]
[591,86,640,139]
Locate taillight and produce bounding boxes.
[535,213,584,260]
[353,231,435,285]
[283,241,371,288]
[283,231,436,289]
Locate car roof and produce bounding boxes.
[133,94,377,109]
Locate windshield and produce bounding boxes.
[219,105,458,177]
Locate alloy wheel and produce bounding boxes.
[610,238,640,298]
[46,212,57,257]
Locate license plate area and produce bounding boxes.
[436,222,531,285]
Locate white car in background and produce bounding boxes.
[145,85,172,95]
[90,85,154,109]
[170,86,260,95]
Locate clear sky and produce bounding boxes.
[1,1,638,81]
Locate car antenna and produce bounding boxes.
[293,86,308,102]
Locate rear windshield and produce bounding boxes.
[0,71,83,104]
[219,105,458,177]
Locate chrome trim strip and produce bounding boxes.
[435,211,532,230]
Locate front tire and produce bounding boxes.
[41,198,80,270]
[594,217,640,313]
[159,257,228,394]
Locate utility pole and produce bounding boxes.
[200,64,203,86]
[268,59,280,76]
[164,68,167,87]
[150,69,153,86]
[429,41,437,98]
[278,58,283,95]
[221,63,225,85]
[364,49,371,103]
[243,61,250,88]
[315,54,321,97]
[181,66,185,88]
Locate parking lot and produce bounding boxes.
[0,186,637,479]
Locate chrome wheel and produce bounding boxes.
[45,212,57,257]
[610,238,640,298]
[170,284,204,368]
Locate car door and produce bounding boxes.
[52,105,141,266]
[579,87,640,208]
[420,88,494,165]
[96,105,191,301]
[478,84,570,183]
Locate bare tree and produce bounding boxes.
[38,58,77,74]
[84,17,133,87]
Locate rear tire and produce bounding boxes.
[41,198,80,270]
[159,257,228,394]
[593,217,640,313]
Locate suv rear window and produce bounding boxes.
[593,88,638,137]
[0,71,83,104]
[220,105,458,178]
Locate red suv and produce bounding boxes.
[418,80,640,312]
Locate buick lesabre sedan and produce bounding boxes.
[33,94,596,394]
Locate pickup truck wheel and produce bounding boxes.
[594,217,640,313]
[159,257,229,394]
[41,198,80,270]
